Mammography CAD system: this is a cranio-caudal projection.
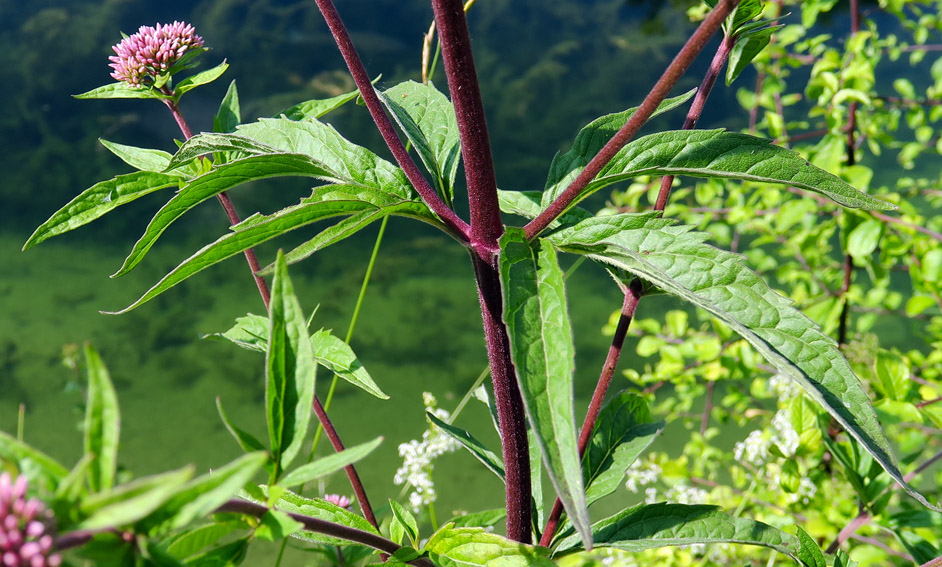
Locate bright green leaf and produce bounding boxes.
[424,525,555,567]
[74,82,170,100]
[426,413,505,480]
[79,467,194,530]
[175,61,229,95]
[847,219,883,259]
[83,344,120,493]
[277,437,382,489]
[99,140,179,174]
[389,499,420,548]
[310,330,388,399]
[252,486,382,545]
[214,80,241,135]
[255,509,304,541]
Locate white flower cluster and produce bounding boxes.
[769,373,801,401]
[664,483,708,505]
[734,430,771,466]
[734,409,800,468]
[624,460,661,493]
[771,410,799,457]
[393,392,460,512]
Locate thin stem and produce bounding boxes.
[838,0,860,347]
[654,32,735,211]
[312,0,470,243]
[311,396,380,530]
[524,0,741,239]
[448,366,491,424]
[16,404,24,442]
[539,281,642,547]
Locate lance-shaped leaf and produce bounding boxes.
[214,80,241,134]
[424,525,556,567]
[252,486,382,545]
[175,61,229,95]
[99,140,181,174]
[0,432,68,488]
[108,190,436,314]
[78,467,194,530]
[542,89,697,207]
[74,82,170,101]
[498,228,590,549]
[583,393,664,506]
[426,413,505,481]
[554,503,802,561]
[267,252,316,475]
[83,344,120,493]
[549,215,940,512]
[113,153,334,277]
[277,437,382,489]
[23,171,181,250]
[498,189,593,231]
[277,87,361,121]
[381,81,461,201]
[310,330,387,399]
[573,129,893,211]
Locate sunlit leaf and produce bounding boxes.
[277,437,382,489]
[426,413,504,480]
[424,525,555,567]
[83,344,120,493]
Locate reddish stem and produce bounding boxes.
[311,0,471,243]
[524,0,741,240]
[838,0,860,347]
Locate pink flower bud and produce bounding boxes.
[108,21,205,87]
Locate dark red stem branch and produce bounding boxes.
[838,0,860,346]
[312,396,380,530]
[539,281,642,547]
[524,0,741,239]
[311,0,471,243]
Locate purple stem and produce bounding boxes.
[838,0,860,346]
[430,0,533,542]
[524,0,741,240]
[311,0,471,244]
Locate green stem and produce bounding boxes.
[427,499,439,530]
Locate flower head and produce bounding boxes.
[0,472,61,567]
[323,494,351,509]
[108,21,204,87]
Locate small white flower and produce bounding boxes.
[644,487,659,504]
[733,430,770,466]
[769,373,801,401]
[624,461,661,493]
[771,410,799,457]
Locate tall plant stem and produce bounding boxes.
[524,0,741,240]
[539,27,736,546]
[539,281,642,547]
[431,0,532,542]
[311,0,470,243]
[312,396,380,529]
[161,91,378,530]
[838,0,860,346]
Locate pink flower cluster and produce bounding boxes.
[108,21,204,87]
[323,494,351,509]
[0,473,60,567]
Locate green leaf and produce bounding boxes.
[56,453,95,502]
[549,215,940,512]
[74,82,170,100]
[165,522,242,559]
[267,251,316,476]
[389,499,420,548]
[497,190,593,230]
[554,503,802,559]
[847,219,883,260]
[204,314,269,352]
[215,398,268,454]
[99,140,180,174]
[143,452,268,534]
[79,467,194,530]
[498,228,590,549]
[277,84,365,121]
[310,330,387,399]
[574,130,893,211]
[542,89,697,208]
[255,509,304,541]
[112,153,333,277]
[214,80,241,134]
[0,431,68,486]
[23,171,181,250]
[424,525,555,567]
[426,413,504,480]
[184,538,248,567]
[109,193,434,314]
[381,81,460,202]
[252,486,382,545]
[83,344,120,493]
[449,509,506,529]
[277,437,382,489]
[583,393,664,506]
[175,61,229,95]
[795,527,826,567]
[727,27,776,85]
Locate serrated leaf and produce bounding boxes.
[78,467,194,530]
[23,171,181,250]
[251,486,382,545]
[99,140,179,174]
[542,89,697,207]
[215,398,268,454]
[267,251,316,476]
[214,80,241,135]
[109,193,434,314]
[277,437,382,489]
[497,189,593,230]
[142,452,268,534]
[583,393,664,506]
[74,82,170,100]
[389,499,420,547]
[554,503,802,560]
[424,525,555,567]
[549,215,940,512]
[727,27,775,85]
[83,344,120,493]
[449,509,507,529]
[204,314,269,352]
[795,527,826,567]
[175,61,229,95]
[572,130,893,211]
[381,81,460,202]
[112,153,333,277]
[310,330,387,399]
[426,413,504,480]
[498,228,590,549]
